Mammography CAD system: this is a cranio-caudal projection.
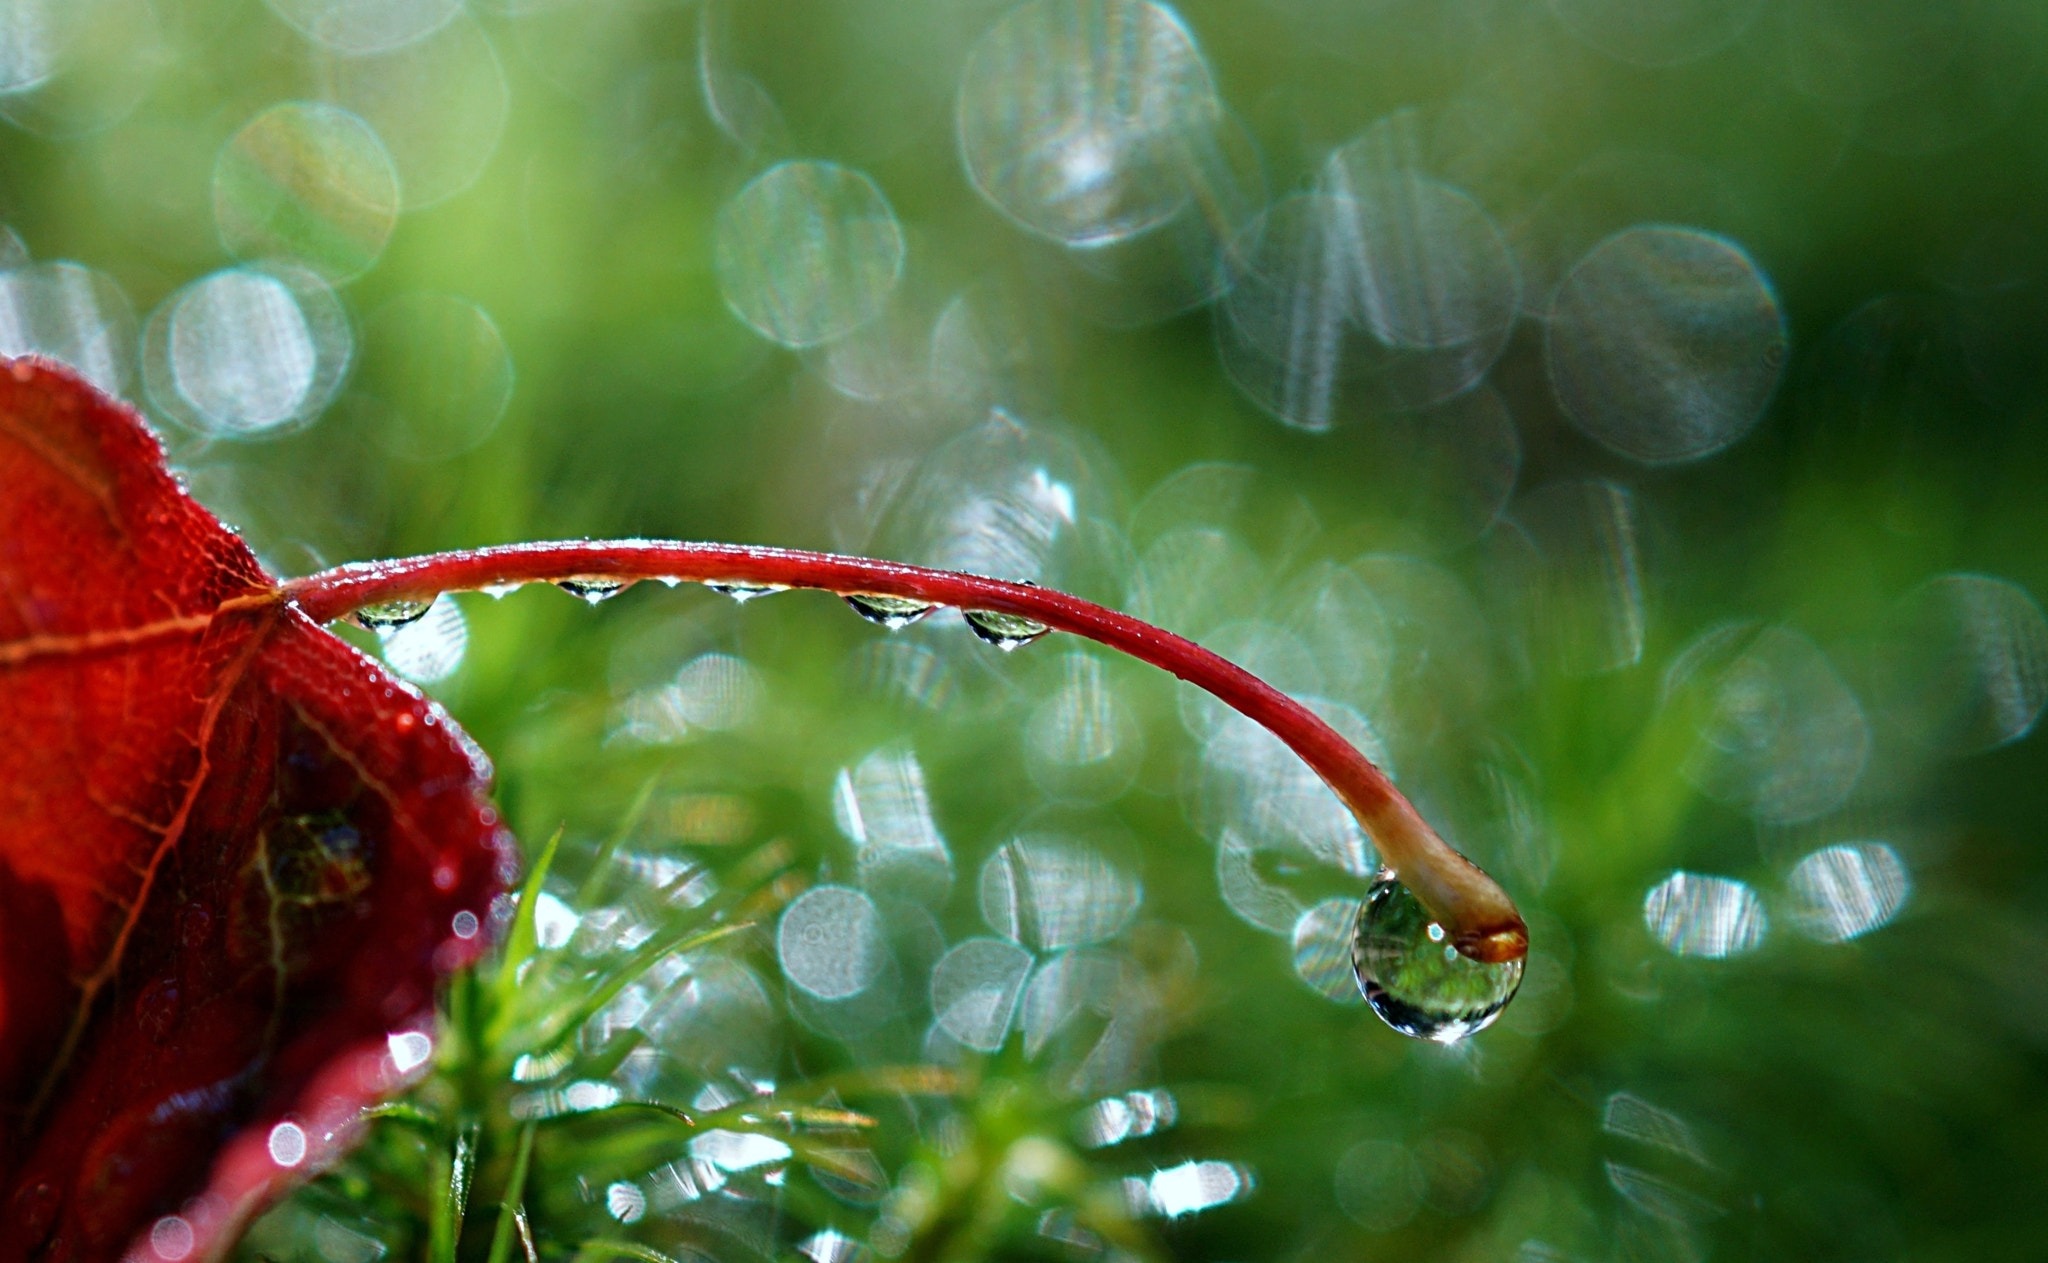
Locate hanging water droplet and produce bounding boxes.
[480,582,522,599]
[1351,872,1522,1042]
[705,581,789,603]
[353,597,435,634]
[845,592,936,630]
[557,577,632,604]
[964,608,1050,651]
[655,577,682,587]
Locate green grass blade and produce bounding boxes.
[431,1123,480,1263]
[358,1100,441,1131]
[530,920,753,1056]
[576,1242,691,1263]
[499,826,565,982]
[575,774,661,906]
[487,1120,539,1263]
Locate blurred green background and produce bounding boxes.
[6,0,2048,1258]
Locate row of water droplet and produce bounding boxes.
[352,577,1054,653]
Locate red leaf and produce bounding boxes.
[0,359,505,1262]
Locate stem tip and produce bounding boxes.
[1455,920,1529,964]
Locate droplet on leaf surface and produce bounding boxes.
[1351,872,1523,1041]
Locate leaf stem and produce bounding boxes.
[284,541,1525,962]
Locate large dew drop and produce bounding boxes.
[964,608,1051,651]
[1351,873,1522,1042]
[353,597,435,634]
[844,593,935,629]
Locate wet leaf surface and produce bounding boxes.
[0,358,505,1262]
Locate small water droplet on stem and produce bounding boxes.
[964,608,1050,651]
[1352,872,1522,1042]
[845,592,936,630]
[705,581,788,603]
[557,577,632,604]
[353,597,435,634]
[481,582,522,599]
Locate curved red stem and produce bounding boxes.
[284,541,1526,963]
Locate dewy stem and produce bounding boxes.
[284,541,1527,963]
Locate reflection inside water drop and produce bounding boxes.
[964,608,1052,650]
[705,580,788,602]
[845,592,936,629]
[557,576,631,604]
[352,596,434,633]
[1351,873,1522,1041]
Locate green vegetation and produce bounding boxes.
[4,0,2045,1257]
